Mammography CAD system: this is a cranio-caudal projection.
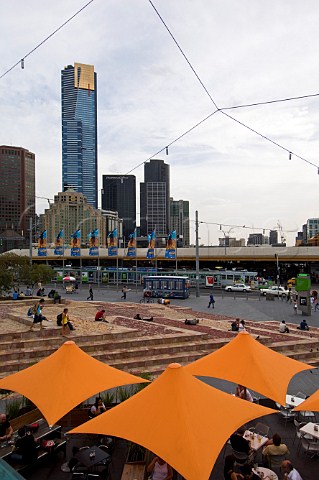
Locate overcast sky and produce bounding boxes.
[1,0,319,245]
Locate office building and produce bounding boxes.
[269,230,278,245]
[61,63,98,208]
[169,198,190,247]
[306,218,319,241]
[140,159,170,237]
[39,189,106,246]
[0,146,35,250]
[101,175,136,240]
[247,233,267,246]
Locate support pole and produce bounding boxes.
[195,210,200,298]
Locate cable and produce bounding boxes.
[0,0,95,80]
[148,0,319,170]
[219,92,319,111]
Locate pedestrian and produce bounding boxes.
[87,285,93,301]
[208,292,215,308]
[121,285,129,300]
[238,319,246,332]
[281,460,303,480]
[293,302,298,314]
[29,298,46,331]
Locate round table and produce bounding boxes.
[253,466,278,480]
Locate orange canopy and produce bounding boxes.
[70,363,275,480]
[294,388,319,412]
[185,331,311,405]
[0,341,148,426]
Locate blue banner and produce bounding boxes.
[107,229,118,257]
[89,228,99,256]
[146,230,156,259]
[165,230,177,259]
[71,229,81,257]
[54,229,64,256]
[38,230,47,257]
[127,230,136,257]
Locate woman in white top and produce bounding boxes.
[90,397,106,417]
[235,384,254,402]
[147,456,173,480]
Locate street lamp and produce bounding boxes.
[220,225,236,256]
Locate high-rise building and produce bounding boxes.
[140,159,170,237]
[0,146,35,248]
[306,218,319,241]
[169,198,190,246]
[269,230,278,245]
[39,188,106,246]
[101,175,136,240]
[61,63,98,208]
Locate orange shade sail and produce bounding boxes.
[294,388,319,412]
[185,332,311,405]
[70,363,275,480]
[0,341,148,426]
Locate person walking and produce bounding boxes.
[121,285,128,300]
[208,292,215,308]
[29,298,46,331]
[87,285,93,301]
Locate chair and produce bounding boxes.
[87,475,100,480]
[300,437,319,458]
[79,446,90,450]
[277,406,296,426]
[72,473,86,480]
[254,422,270,437]
[267,453,288,470]
[231,448,249,465]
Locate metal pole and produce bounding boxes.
[195,210,200,298]
[29,217,32,265]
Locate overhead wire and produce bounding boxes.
[0,0,95,80]
[148,0,319,170]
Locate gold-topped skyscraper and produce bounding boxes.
[61,63,98,208]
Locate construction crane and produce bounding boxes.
[35,196,53,207]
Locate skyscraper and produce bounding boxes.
[101,175,136,239]
[140,159,170,237]
[0,146,36,246]
[61,63,98,208]
[170,198,190,246]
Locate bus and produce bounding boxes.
[143,276,190,299]
[205,270,258,288]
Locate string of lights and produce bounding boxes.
[0,0,94,80]
[148,0,319,171]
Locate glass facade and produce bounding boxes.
[61,63,98,208]
[101,175,136,239]
[170,198,190,246]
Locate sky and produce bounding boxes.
[1,0,319,246]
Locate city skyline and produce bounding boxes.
[1,1,319,245]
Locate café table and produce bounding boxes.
[253,466,278,479]
[76,446,110,469]
[244,431,269,451]
[299,422,319,440]
[285,394,305,408]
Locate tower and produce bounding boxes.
[101,175,136,239]
[61,63,98,208]
[140,159,170,237]
[0,146,36,247]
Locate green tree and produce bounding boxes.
[0,254,54,292]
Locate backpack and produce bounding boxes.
[30,304,37,315]
[56,313,63,326]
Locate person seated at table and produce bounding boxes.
[147,456,173,480]
[297,319,309,331]
[230,427,253,458]
[95,309,109,323]
[241,464,260,480]
[262,433,289,464]
[0,413,13,444]
[281,460,304,480]
[279,320,290,333]
[224,454,244,480]
[235,385,254,402]
[10,426,38,464]
[90,397,106,417]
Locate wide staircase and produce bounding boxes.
[1,320,319,378]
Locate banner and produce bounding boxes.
[146,230,156,259]
[88,228,99,256]
[107,228,118,256]
[71,229,81,257]
[38,230,47,257]
[54,229,64,255]
[165,230,177,259]
[127,230,136,257]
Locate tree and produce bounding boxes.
[0,254,54,292]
